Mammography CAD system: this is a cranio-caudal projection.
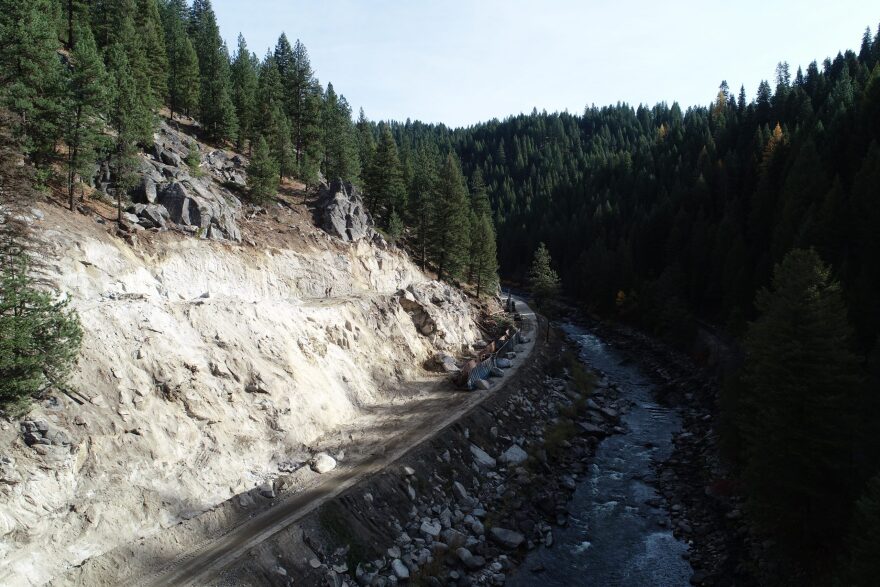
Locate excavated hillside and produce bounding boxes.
[0,123,484,586]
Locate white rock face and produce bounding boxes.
[0,205,481,586]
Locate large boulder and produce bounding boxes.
[317,179,375,242]
[158,180,241,241]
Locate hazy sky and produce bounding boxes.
[213,0,879,128]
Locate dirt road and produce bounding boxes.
[135,296,538,587]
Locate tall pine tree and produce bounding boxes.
[61,26,108,210]
[739,249,860,554]
[430,153,470,281]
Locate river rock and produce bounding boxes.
[490,527,525,549]
[456,547,486,570]
[470,444,496,469]
[391,559,409,579]
[420,520,442,539]
[310,452,337,473]
[499,444,528,465]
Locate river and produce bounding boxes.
[509,323,694,586]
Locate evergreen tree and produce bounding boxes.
[471,214,499,297]
[365,123,406,226]
[739,249,860,553]
[0,252,82,411]
[162,0,199,120]
[430,153,470,281]
[189,0,237,141]
[230,34,257,152]
[276,37,322,182]
[105,43,152,223]
[134,0,168,107]
[355,107,376,178]
[0,0,64,158]
[843,473,880,586]
[247,135,278,204]
[271,106,295,180]
[528,242,560,305]
[408,143,438,269]
[61,26,108,210]
[321,82,360,182]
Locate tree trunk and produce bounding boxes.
[67,0,74,49]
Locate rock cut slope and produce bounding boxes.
[0,125,482,586]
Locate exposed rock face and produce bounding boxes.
[0,202,482,586]
[396,281,476,350]
[203,150,247,186]
[318,179,375,243]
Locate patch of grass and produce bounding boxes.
[318,501,373,572]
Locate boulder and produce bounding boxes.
[470,444,496,469]
[391,559,409,580]
[158,181,241,241]
[317,179,375,242]
[131,176,158,204]
[420,520,442,539]
[456,547,485,570]
[499,444,528,466]
[476,379,491,390]
[259,482,276,498]
[489,527,525,550]
[310,452,337,474]
[159,149,183,168]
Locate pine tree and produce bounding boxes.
[271,106,295,180]
[61,26,109,210]
[247,135,278,204]
[528,242,560,305]
[105,43,152,223]
[365,123,406,226]
[355,108,376,178]
[321,82,360,182]
[843,473,880,586]
[0,252,82,411]
[277,38,322,182]
[471,214,499,297]
[134,0,168,106]
[0,0,64,158]
[189,0,237,141]
[408,144,439,269]
[739,249,860,553]
[162,0,199,120]
[430,153,470,281]
[230,34,257,152]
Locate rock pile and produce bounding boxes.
[121,122,243,241]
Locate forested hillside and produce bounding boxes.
[379,26,880,584]
[3,0,880,583]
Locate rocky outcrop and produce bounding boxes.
[128,122,242,241]
[317,179,375,243]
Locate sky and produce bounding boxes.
[213,0,880,128]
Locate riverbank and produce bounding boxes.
[212,315,637,585]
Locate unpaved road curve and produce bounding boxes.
[136,296,538,587]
